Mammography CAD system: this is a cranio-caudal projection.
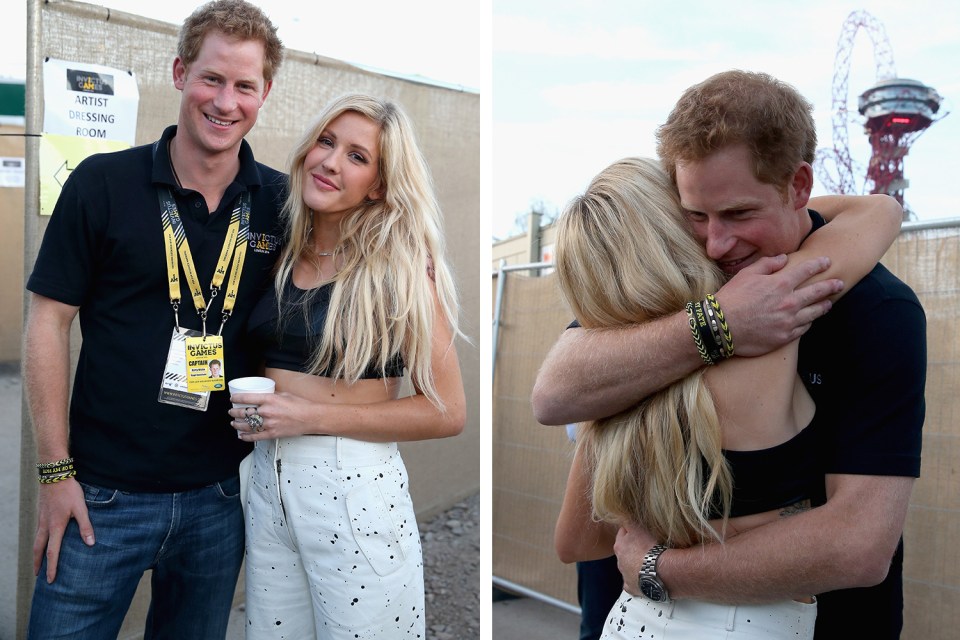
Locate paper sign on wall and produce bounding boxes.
[0,158,24,188]
[42,58,139,144]
[39,134,129,216]
[40,58,140,215]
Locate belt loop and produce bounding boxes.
[665,600,676,620]
[336,437,344,470]
[725,604,736,631]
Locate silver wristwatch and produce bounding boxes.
[638,543,670,603]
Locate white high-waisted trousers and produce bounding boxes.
[243,436,424,639]
[600,591,816,639]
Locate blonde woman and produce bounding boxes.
[553,157,901,639]
[229,94,465,639]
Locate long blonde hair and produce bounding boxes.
[555,157,732,547]
[276,94,458,408]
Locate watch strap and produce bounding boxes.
[641,543,668,575]
[638,543,670,602]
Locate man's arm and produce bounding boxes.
[532,311,697,426]
[615,474,912,603]
[532,255,842,425]
[24,293,95,583]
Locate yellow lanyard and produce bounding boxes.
[158,188,251,336]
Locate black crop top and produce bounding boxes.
[711,422,824,519]
[247,277,405,379]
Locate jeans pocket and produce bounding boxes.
[215,474,242,499]
[345,478,406,577]
[79,481,120,507]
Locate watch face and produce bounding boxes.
[639,576,667,602]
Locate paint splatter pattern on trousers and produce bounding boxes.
[244,436,424,639]
[600,590,816,639]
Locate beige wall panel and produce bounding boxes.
[493,486,556,545]
[0,124,25,362]
[493,487,577,604]
[492,271,578,606]
[497,403,567,451]
[912,431,960,511]
[496,441,573,511]
[903,581,960,639]
[904,506,960,586]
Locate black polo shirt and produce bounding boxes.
[28,125,287,492]
[799,210,926,640]
[800,210,925,478]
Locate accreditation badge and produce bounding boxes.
[157,327,211,411]
[184,335,226,392]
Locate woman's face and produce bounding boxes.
[302,111,382,219]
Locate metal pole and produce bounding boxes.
[492,575,581,616]
[494,261,553,275]
[491,259,507,384]
[902,217,960,232]
[19,2,44,635]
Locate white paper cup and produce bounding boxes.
[228,376,275,408]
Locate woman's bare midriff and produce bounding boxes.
[266,367,402,406]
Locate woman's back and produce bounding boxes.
[707,342,813,452]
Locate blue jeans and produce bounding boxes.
[27,477,245,640]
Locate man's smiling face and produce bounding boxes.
[173,29,271,160]
[676,143,811,276]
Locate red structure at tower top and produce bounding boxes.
[858,78,942,207]
[814,10,945,219]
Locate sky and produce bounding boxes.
[493,0,960,240]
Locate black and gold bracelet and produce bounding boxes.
[37,457,76,484]
[686,301,717,365]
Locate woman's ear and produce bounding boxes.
[366,182,385,202]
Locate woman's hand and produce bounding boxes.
[228,392,323,441]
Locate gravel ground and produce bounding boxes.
[420,492,481,639]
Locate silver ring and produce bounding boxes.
[246,413,264,432]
